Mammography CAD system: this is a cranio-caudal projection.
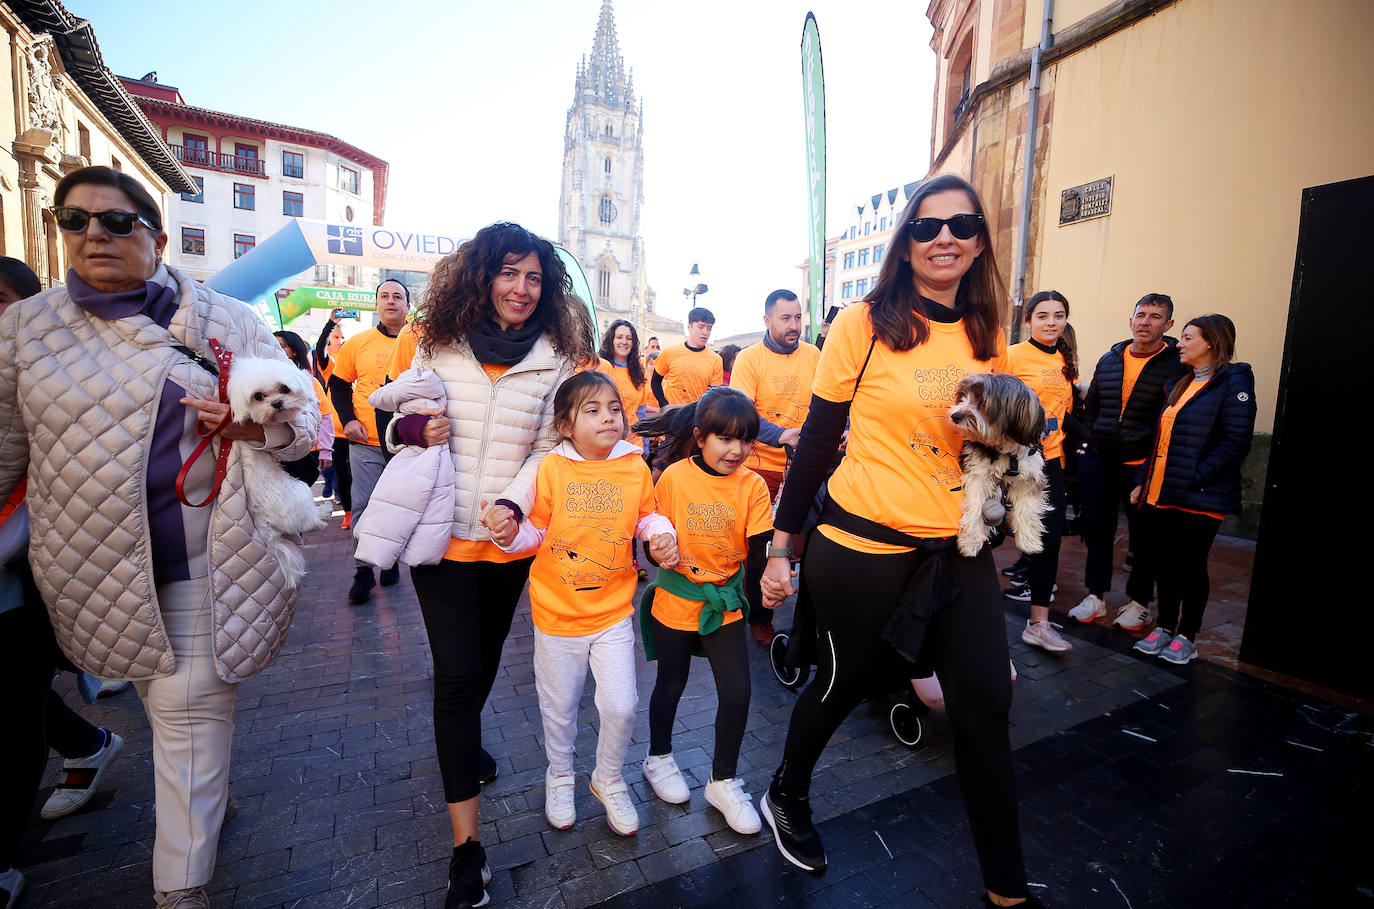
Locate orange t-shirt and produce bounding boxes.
[331,327,401,447]
[730,341,821,473]
[1120,345,1167,465]
[1144,379,1222,519]
[1007,341,1072,462]
[654,344,724,405]
[813,302,1008,553]
[311,376,336,453]
[527,447,657,636]
[608,362,650,448]
[389,324,520,563]
[651,458,773,632]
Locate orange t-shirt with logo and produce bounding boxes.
[609,362,650,448]
[1120,345,1167,465]
[813,302,1007,553]
[1007,340,1072,462]
[730,342,821,473]
[331,327,400,447]
[527,448,657,636]
[651,458,773,632]
[654,344,724,405]
[388,324,521,563]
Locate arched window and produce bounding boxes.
[42,210,60,286]
[604,156,612,175]
[597,264,613,305]
[599,194,618,224]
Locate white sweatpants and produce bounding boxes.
[533,616,638,781]
[132,576,237,892]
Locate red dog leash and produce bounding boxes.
[175,339,235,508]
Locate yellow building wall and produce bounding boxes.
[1032,0,1374,433]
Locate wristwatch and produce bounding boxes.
[765,544,793,560]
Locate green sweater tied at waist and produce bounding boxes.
[638,565,749,661]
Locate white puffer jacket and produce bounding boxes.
[387,335,573,543]
[0,267,318,683]
[354,366,453,567]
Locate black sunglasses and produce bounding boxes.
[906,213,984,243]
[52,206,159,236]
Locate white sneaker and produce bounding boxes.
[642,753,690,804]
[544,768,576,830]
[1021,620,1073,653]
[590,773,639,835]
[1,866,25,909]
[705,777,762,834]
[41,730,123,820]
[1068,593,1107,623]
[1112,600,1151,631]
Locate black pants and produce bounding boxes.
[1139,506,1221,640]
[411,557,533,803]
[0,568,58,868]
[1026,459,1066,607]
[776,533,1027,898]
[648,617,751,780]
[1078,451,1155,603]
[334,438,352,511]
[46,691,102,760]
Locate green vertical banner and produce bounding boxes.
[801,12,826,338]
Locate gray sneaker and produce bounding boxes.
[1159,635,1198,664]
[1133,628,1174,656]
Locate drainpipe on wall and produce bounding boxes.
[1011,0,1055,343]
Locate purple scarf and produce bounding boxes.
[66,268,178,329]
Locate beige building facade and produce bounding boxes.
[925,0,1374,438]
[2,1,194,286]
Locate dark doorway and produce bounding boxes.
[1240,174,1374,698]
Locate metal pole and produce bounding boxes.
[1011,0,1054,343]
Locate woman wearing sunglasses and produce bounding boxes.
[760,175,1040,907]
[0,166,318,909]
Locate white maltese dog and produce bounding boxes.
[226,356,327,588]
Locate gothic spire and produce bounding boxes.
[576,0,632,109]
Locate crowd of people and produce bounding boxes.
[0,166,1257,909]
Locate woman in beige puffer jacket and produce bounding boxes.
[382,222,593,906]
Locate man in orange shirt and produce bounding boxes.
[652,308,722,407]
[730,290,821,646]
[329,280,411,604]
[1069,293,1186,630]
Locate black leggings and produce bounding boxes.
[334,439,352,511]
[1026,459,1066,607]
[1140,506,1221,640]
[1078,451,1155,603]
[776,533,1027,898]
[648,617,751,780]
[411,557,533,803]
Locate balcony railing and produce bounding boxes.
[170,144,267,177]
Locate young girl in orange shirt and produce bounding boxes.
[484,371,678,838]
[633,387,779,834]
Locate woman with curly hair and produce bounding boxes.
[385,222,592,908]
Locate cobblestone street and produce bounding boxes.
[15,513,1372,908]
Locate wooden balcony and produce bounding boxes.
[170,144,267,177]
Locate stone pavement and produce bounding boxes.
[14,513,1373,908]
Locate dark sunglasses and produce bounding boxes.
[52,206,158,236]
[906,213,984,243]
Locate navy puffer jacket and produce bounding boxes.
[1083,339,1187,462]
[1138,363,1257,515]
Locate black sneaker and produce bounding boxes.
[379,563,400,586]
[1003,582,1032,602]
[445,838,490,908]
[348,567,375,604]
[1001,555,1031,578]
[761,784,826,873]
[477,747,499,785]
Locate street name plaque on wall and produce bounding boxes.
[1059,177,1113,225]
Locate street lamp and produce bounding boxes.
[683,263,708,305]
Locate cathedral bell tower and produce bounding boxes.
[558,0,648,332]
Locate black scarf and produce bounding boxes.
[467,316,544,366]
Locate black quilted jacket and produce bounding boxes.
[1083,339,1187,462]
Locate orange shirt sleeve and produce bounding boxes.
[811,303,871,403]
[710,356,724,389]
[331,334,360,384]
[743,470,773,537]
[387,325,421,378]
[653,345,676,378]
[728,346,759,398]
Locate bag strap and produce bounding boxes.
[819,495,955,551]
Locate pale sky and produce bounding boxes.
[73,0,936,337]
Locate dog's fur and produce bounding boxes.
[948,373,1050,558]
[226,357,326,588]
